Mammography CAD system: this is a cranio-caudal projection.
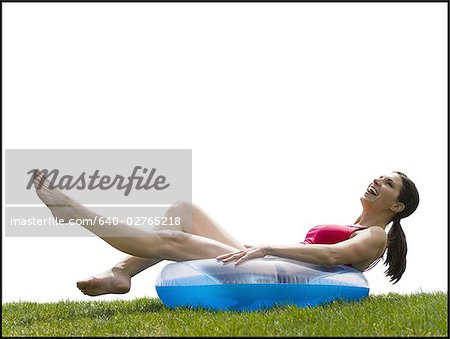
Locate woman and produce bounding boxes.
[32,170,419,296]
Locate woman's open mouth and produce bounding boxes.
[366,185,378,196]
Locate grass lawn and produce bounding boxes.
[2,292,447,336]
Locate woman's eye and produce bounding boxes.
[387,182,393,187]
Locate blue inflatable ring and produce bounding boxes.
[155,257,369,311]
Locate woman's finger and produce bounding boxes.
[216,250,243,260]
[235,253,249,265]
[216,253,234,260]
[221,253,244,262]
[216,253,230,260]
[220,252,246,263]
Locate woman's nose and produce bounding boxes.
[373,178,381,186]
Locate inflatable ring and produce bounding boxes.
[155,257,369,311]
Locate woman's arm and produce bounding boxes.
[263,243,342,267]
[217,226,387,267]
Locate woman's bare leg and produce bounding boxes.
[33,171,245,295]
[33,171,240,258]
[77,202,246,296]
[76,256,162,296]
[115,202,245,273]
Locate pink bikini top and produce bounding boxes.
[301,224,383,271]
[301,224,368,245]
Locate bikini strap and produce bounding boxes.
[363,257,382,272]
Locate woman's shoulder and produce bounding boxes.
[354,225,387,243]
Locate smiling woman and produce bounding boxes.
[218,172,419,284]
[31,169,419,302]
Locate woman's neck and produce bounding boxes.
[354,211,393,230]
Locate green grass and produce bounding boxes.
[2,292,447,337]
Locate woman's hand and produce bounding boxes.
[216,245,268,265]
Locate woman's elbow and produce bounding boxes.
[323,248,340,267]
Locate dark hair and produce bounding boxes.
[384,171,420,284]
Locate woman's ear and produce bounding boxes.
[390,202,405,214]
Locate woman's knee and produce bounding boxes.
[165,201,194,226]
[153,201,193,232]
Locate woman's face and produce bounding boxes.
[361,172,404,213]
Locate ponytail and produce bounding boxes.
[380,171,419,284]
[384,218,407,284]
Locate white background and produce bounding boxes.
[2,3,447,303]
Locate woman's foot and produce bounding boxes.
[76,267,131,296]
[33,170,81,223]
